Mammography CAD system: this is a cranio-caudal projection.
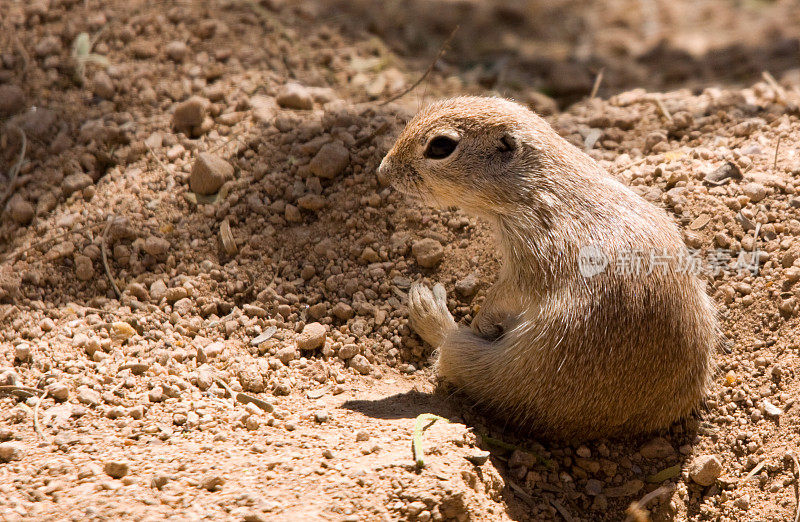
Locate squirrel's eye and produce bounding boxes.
[424,136,458,159]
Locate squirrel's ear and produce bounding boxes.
[497,133,517,155]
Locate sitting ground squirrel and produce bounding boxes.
[378,97,719,439]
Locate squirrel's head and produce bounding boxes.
[378,96,566,216]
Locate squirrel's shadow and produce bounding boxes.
[343,385,706,521]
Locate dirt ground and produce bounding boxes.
[1,0,800,520]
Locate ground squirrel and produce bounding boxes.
[379,96,719,439]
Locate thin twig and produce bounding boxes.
[773,136,782,172]
[145,142,171,174]
[379,26,459,107]
[789,452,800,522]
[589,68,604,99]
[1,220,106,264]
[654,97,673,124]
[33,389,50,441]
[0,127,27,210]
[551,499,574,522]
[762,71,786,103]
[0,385,45,398]
[101,219,122,299]
[354,121,391,147]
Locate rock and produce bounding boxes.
[309,142,349,179]
[74,254,94,281]
[14,343,30,361]
[605,479,643,498]
[0,369,19,386]
[150,474,169,490]
[76,386,101,406]
[7,196,34,225]
[276,82,313,110]
[689,455,722,486]
[704,162,742,185]
[165,286,189,302]
[130,41,157,58]
[276,346,297,364]
[465,450,491,466]
[733,494,750,510]
[0,85,24,116]
[111,322,136,342]
[165,40,189,62]
[148,387,164,403]
[639,437,675,459]
[104,460,129,479]
[243,304,267,318]
[455,274,479,297]
[314,411,329,423]
[762,399,782,417]
[349,354,371,375]
[338,343,359,360]
[35,36,61,57]
[297,322,326,351]
[0,442,25,462]
[172,96,207,133]
[173,298,193,315]
[250,95,278,123]
[144,236,170,256]
[127,282,149,301]
[742,182,767,203]
[332,302,354,321]
[45,382,69,401]
[198,473,225,491]
[62,173,93,196]
[585,478,603,496]
[412,238,444,268]
[150,280,168,301]
[190,153,233,195]
[297,194,326,211]
[284,204,302,223]
[91,71,115,99]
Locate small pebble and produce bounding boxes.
[689,454,722,486]
[0,442,25,462]
[412,238,444,268]
[309,142,349,179]
[349,354,371,375]
[276,82,314,110]
[104,460,130,479]
[190,153,233,195]
[297,322,326,351]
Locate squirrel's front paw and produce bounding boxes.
[408,282,456,347]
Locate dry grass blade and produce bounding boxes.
[379,26,459,107]
[33,389,50,441]
[220,219,238,256]
[773,136,782,172]
[589,68,605,99]
[411,413,449,468]
[101,218,122,299]
[762,71,786,103]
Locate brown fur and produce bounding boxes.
[379,96,719,440]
